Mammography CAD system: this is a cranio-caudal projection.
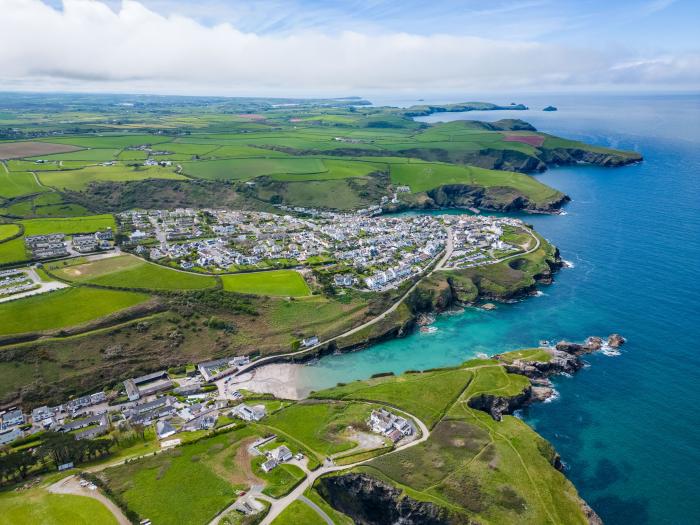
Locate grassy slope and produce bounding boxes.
[55,255,217,291]
[315,361,588,524]
[390,161,561,203]
[311,367,474,429]
[100,428,257,525]
[264,401,373,456]
[38,165,186,191]
[0,287,150,336]
[22,215,116,236]
[0,487,118,525]
[0,170,49,199]
[270,500,327,525]
[220,270,310,297]
[0,223,21,242]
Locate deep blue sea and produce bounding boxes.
[297,94,700,524]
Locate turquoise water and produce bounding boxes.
[297,94,700,524]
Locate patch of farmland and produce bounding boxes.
[39,134,173,149]
[0,170,49,198]
[0,141,82,160]
[57,255,217,291]
[220,270,310,297]
[503,134,546,147]
[28,148,120,162]
[181,157,326,181]
[38,164,187,191]
[22,214,116,236]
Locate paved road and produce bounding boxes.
[48,474,131,525]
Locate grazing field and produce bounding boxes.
[182,157,326,181]
[269,159,384,181]
[0,487,118,525]
[264,401,374,456]
[270,500,327,525]
[220,270,310,297]
[0,223,21,241]
[37,165,187,191]
[40,134,172,149]
[28,149,120,162]
[0,141,81,160]
[390,161,561,203]
[55,255,217,291]
[100,428,258,525]
[0,170,49,198]
[0,237,28,264]
[0,287,150,336]
[21,215,116,236]
[503,134,546,147]
[312,367,474,428]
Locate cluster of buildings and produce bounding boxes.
[368,408,415,443]
[444,215,525,268]
[24,229,114,260]
[0,269,36,297]
[116,208,447,290]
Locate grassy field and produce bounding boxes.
[313,360,590,524]
[22,215,116,236]
[220,270,310,297]
[0,487,118,525]
[270,500,327,525]
[40,134,172,149]
[0,287,150,336]
[264,401,373,456]
[312,367,474,428]
[390,161,561,203]
[38,165,186,191]
[182,157,326,181]
[54,254,217,291]
[498,348,552,363]
[101,428,258,525]
[0,237,28,264]
[29,149,120,162]
[0,170,49,198]
[0,223,20,242]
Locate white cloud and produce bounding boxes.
[0,0,697,96]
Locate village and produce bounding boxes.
[116,208,531,291]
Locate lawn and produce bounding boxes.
[37,165,186,191]
[0,223,20,242]
[181,157,326,181]
[264,401,373,456]
[22,215,116,236]
[55,255,217,291]
[0,287,150,336]
[270,500,326,525]
[0,487,118,525]
[100,428,257,525]
[220,270,310,297]
[311,367,474,428]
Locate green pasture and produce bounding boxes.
[0,487,118,525]
[0,287,150,336]
[220,270,310,297]
[37,165,186,191]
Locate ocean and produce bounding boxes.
[295,93,700,524]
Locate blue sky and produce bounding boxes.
[2,0,698,95]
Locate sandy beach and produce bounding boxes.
[228,363,310,400]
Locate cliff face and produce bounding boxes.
[317,473,468,525]
[424,184,570,214]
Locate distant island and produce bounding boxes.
[403,101,528,117]
[543,105,558,112]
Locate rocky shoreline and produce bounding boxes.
[472,334,627,421]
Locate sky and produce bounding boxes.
[1,0,698,97]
